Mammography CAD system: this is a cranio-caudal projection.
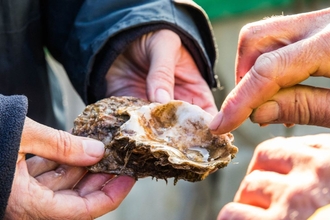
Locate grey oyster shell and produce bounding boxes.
[72,96,238,183]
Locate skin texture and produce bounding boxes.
[5,117,135,220]
[5,29,216,219]
[213,8,330,220]
[218,134,330,220]
[106,29,218,115]
[209,8,330,134]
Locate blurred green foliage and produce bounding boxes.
[194,0,292,20]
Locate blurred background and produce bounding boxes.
[47,0,330,219]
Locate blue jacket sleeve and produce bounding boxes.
[0,95,27,219]
[42,0,217,104]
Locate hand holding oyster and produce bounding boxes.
[72,96,238,184]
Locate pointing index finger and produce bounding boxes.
[210,35,327,134]
[210,66,281,134]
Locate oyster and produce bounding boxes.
[72,96,238,183]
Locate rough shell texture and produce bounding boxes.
[72,96,238,183]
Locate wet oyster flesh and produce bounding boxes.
[72,96,238,183]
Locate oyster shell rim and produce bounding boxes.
[72,96,238,183]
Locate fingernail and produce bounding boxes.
[155,88,171,103]
[251,101,279,123]
[83,140,105,158]
[209,110,224,131]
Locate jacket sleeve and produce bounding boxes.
[0,95,28,219]
[42,0,217,104]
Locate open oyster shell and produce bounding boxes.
[72,96,238,183]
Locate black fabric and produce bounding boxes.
[0,1,61,129]
[0,0,216,123]
[0,95,28,219]
[41,0,217,104]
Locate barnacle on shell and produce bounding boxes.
[72,96,238,184]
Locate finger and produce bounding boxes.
[235,9,330,84]
[234,170,286,208]
[247,137,294,174]
[32,176,135,219]
[146,30,180,103]
[251,85,330,127]
[172,57,218,115]
[21,117,105,166]
[82,175,135,218]
[35,165,87,191]
[247,136,324,174]
[235,14,312,84]
[105,53,148,99]
[74,172,115,196]
[210,29,330,134]
[173,83,218,115]
[26,156,58,177]
[236,19,292,84]
[218,202,269,220]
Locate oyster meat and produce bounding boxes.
[72,96,238,183]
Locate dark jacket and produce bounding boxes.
[0,95,27,219]
[0,0,217,218]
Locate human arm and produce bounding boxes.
[218,134,330,220]
[209,7,330,134]
[0,95,135,219]
[105,29,218,114]
[42,0,218,111]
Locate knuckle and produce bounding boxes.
[310,89,330,126]
[287,87,330,126]
[239,22,260,39]
[237,24,259,56]
[148,65,174,83]
[155,65,173,76]
[297,91,313,125]
[56,130,73,157]
[254,52,283,79]
[316,29,330,57]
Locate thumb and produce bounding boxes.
[146,30,181,103]
[20,117,104,166]
[250,85,330,127]
[210,31,330,134]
